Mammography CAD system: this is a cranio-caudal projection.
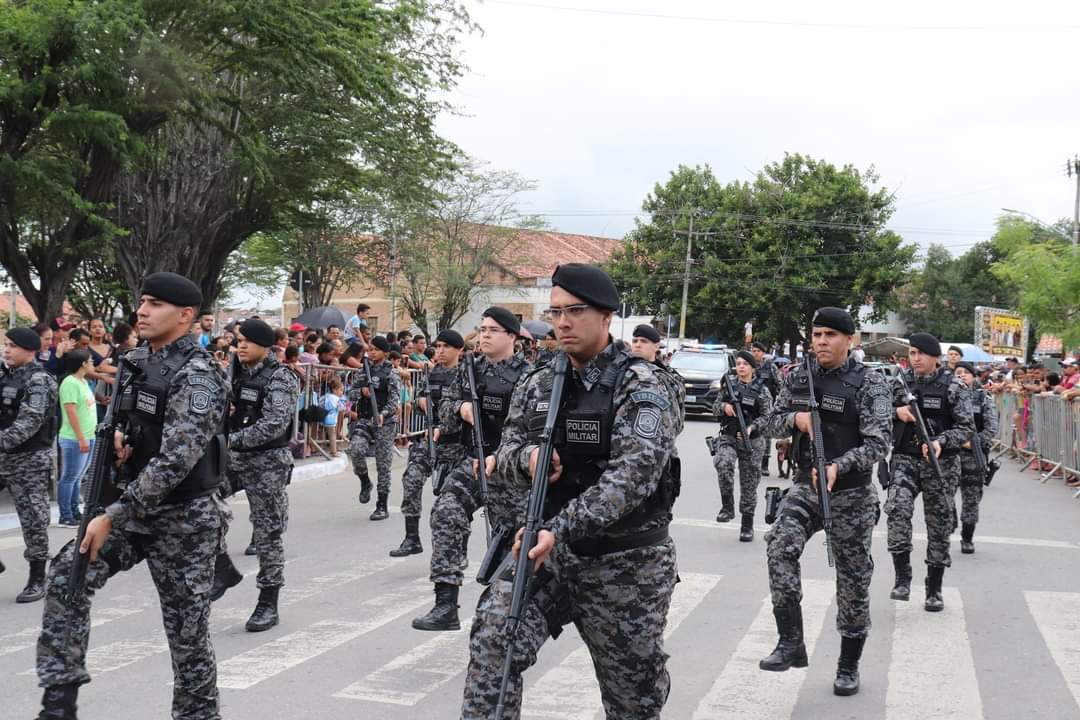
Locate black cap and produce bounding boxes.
[908,332,942,357]
[238,318,276,348]
[735,349,757,368]
[811,306,855,335]
[955,361,976,376]
[632,324,661,343]
[1006,356,1019,363]
[370,336,391,353]
[948,345,964,356]
[551,263,620,311]
[751,341,767,352]
[482,307,520,335]
[140,272,203,308]
[6,327,41,352]
[434,329,465,349]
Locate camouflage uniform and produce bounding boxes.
[345,361,400,498]
[0,360,58,563]
[37,336,230,719]
[885,367,974,568]
[711,377,772,516]
[762,355,891,638]
[756,357,783,472]
[957,386,998,527]
[228,355,299,589]
[400,366,465,519]
[463,343,680,719]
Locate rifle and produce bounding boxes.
[494,352,568,720]
[895,372,945,483]
[463,353,491,541]
[422,375,437,470]
[971,429,991,486]
[803,354,834,568]
[722,371,753,454]
[360,356,381,422]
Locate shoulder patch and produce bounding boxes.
[27,390,46,409]
[633,406,662,439]
[188,375,222,393]
[190,390,212,415]
[631,390,671,411]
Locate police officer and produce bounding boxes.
[952,361,997,554]
[224,318,300,632]
[36,272,230,719]
[630,323,685,433]
[461,264,680,719]
[711,349,772,541]
[412,307,531,632]
[752,341,781,476]
[885,332,974,612]
[390,329,467,557]
[759,307,891,697]
[535,330,559,368]
[0,327,58,602]
[946,345,964,369]
[345,335,401,521]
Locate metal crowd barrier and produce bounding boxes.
[991,391,1080,496]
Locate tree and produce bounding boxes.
[67,247,135,322]
[607,156,916,352]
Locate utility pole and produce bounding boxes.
[678,212,693,342]
[1068,156,1080,246]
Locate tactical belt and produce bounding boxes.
[436,430,462,445]
[569,525,669,558]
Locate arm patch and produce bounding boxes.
[630,391,671,411]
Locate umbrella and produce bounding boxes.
[294,305,348,330]
[522,319,553,338]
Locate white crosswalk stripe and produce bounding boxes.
[1024,591,1080,713]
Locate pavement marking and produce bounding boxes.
[2,593,154,659]
[523,572,721,720]
[689,578,834,720]
[333,615,475,705]
[216,580,431,690]
[1024,590,1080,712]
[886,585,983,720]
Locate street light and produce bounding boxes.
[1000,208,1075,244]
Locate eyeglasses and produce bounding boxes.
[545,304,591,320]
[476,326,508,336]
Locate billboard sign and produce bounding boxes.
[974,306,1029,360]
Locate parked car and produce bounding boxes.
[669,344,735,416]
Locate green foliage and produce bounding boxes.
[606,156,916,350]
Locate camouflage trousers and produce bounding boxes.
[885,453,960,567]
[766,481,879,638]
[712,433,766,516]
[0,447,52,562]
[230,448,291,588]
[401,441,465,519]
[37,527,222,719]
[346,419,397,496]
[957,452,984,527]
[462,538,678,719]
[429,461,481,586]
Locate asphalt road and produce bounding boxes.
[2,416,1079,719]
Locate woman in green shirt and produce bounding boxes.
[57,349,96,526]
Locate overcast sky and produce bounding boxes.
[437,0,1080,252]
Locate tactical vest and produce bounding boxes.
[0,365,57,453]
[427,365,460,445]
[790,362,871,490]
[972,388,985,434]
[359,361,392,419]
[230,360,292,451]
[720,376,763,438]
[120,344,225,504]
[476,357,525,456]
[894,369,955,456]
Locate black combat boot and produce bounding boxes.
[759,603,808,671]
[761,454,770,477]
[889,552,911,601]
[411,583,460,631]
[739,513,754,542]
[833,636,865,696]
[370,492,389,521]
[389,516,423,557]
[716,491,735,523]
[961,523,975,554]
[244,531,257,556]
[0,556,5,574]
[16,560,46,604]
[37,683,78,720]
[358,474,373,504]
[246,586,281,632]
[924,565,945,612]
[209,552,244,602]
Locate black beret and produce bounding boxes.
[947,345,964,356]
[751,341,767,352]
[735,349,757,368]
[811,306,855,335]
[908,332,941,357]
[7,327,41,352]
[954,361,976,376]
[551,263,620,311]
[482,306,520,335]
[435,329,465,349]
[632,324,661,343]
[140,271,203,308]
[370,336,391,352]
[238,318,276,348]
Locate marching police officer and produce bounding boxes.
[412,307,531,632]
[461,265,680,719]
[752,341,781,476]
[630,323,685,433]
[535,330,559,368]
[711,349,772,541]
[759,307,891,697]
[886,332,974,612]
[36,272,230,719]
[0,327,58,603]
[953,361,998,554]
[225,318,299,632]
[390,329,467,557]
[345,335,401,521]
